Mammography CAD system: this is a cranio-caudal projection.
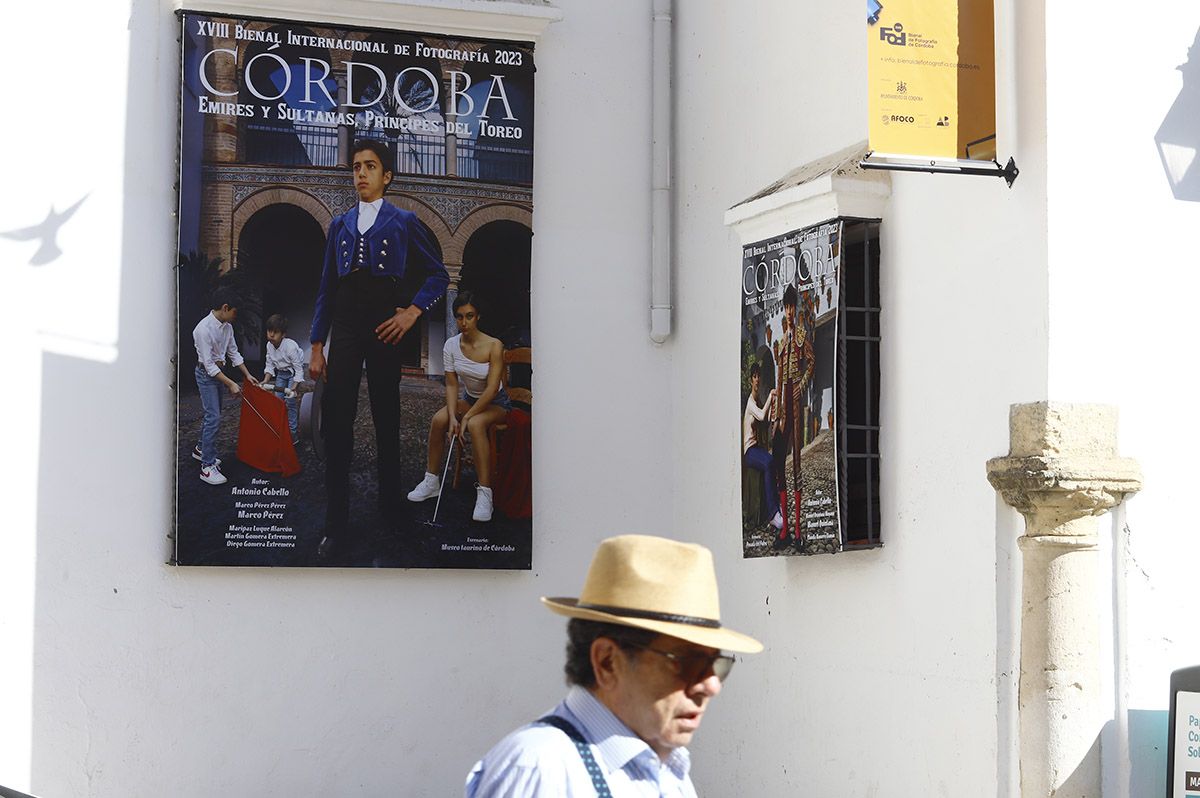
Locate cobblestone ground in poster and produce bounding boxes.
[742,430,839,557]
[176,379,530,568]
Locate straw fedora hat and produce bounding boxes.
[541,534,763,654]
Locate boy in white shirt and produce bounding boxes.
[192,287,256,485]
[263,313,305,444]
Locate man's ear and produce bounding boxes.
[590,637,623,691]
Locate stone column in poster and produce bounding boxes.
[987,402,1142,798]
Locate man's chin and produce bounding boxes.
[669,721,701,744]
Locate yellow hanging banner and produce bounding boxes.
[867,0,996,162]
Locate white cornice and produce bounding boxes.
[724,141,891,245]
[176,0,563,41]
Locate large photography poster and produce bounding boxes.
[740,222,843,558]
[175,12,534,568]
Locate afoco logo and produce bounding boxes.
[890,115,914,123]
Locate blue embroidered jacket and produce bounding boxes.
[309,201,449,344]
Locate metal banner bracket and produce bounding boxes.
[861,153,1020,188]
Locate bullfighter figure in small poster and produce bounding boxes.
[774,284,814,549]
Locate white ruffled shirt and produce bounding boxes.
[357,198,383,233]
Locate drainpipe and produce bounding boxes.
[649,0,673,343]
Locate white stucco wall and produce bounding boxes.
[7,0,1190,796]
[668,2,1049,795]
[1044,3,1200,795]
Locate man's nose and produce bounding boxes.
[690,672,722,700]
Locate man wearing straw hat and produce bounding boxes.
[466,535,762,797]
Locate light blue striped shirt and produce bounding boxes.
[465,686,698,797]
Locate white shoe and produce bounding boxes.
[770,511,784,530]
[407,472,441,502]
[473,484,494,522]
[200,462,228,485]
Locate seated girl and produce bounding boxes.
[407,291,511,521]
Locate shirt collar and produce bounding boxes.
[359,198,383,213]
[563,685,691,782]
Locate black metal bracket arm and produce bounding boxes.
[860,154,1020,188]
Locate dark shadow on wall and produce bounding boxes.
[1128,709,1167,797]
[1156,28,1200,201]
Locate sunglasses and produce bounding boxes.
[624,642,736,684]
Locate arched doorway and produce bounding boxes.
[236,204,325,368]
[459,220,532,346]
[399,218,445,371]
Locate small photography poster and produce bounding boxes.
[175,12,534,568]
[740,221,843,557]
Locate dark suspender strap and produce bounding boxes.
[536,715,613,797]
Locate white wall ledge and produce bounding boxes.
[176,0,563,42]
[724,141,891,244]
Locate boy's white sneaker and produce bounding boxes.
[407,472,441,502]
[200,463,228,485]
[473,484,494,522]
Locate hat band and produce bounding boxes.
[576,602,722,629]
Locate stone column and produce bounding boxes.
[444,269,462,339]
[198,35,239,269]
[202,36,240,165]
[986,402,1141,798]
[335,69,351,168]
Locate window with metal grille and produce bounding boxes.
[837,219,882,548]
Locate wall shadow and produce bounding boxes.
[1129,708,1168,797]
[1156,27,1200,201]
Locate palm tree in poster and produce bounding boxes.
[357,70,442,176]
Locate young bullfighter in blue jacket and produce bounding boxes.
[308,139,449,557]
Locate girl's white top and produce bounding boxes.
[443,334,493,398]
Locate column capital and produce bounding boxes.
[986,402,1141,535]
